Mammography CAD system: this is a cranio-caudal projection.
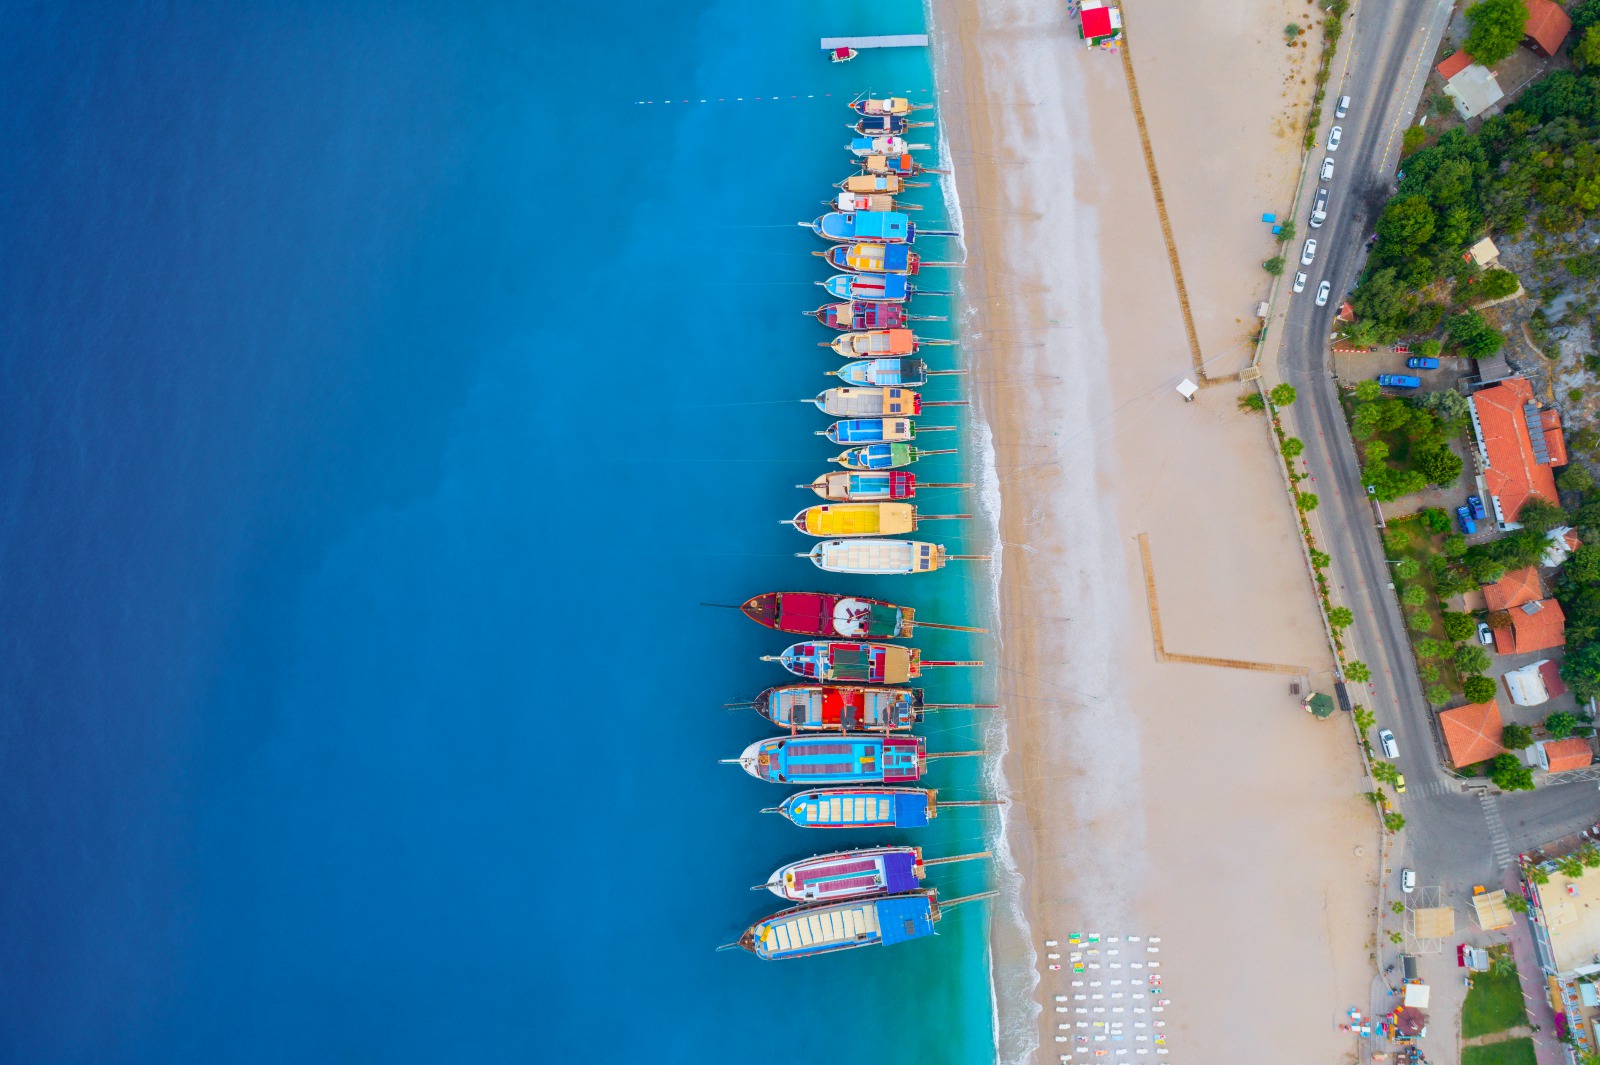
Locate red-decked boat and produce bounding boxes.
[803,470,972,503]
[810,301,909,332]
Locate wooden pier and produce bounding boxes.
[820,35,930,50]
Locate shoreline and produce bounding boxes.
[931,1,1379,1060]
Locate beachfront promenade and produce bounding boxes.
[1258,2,1600,1055]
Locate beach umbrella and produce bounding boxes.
[1394,1007,1426,1036]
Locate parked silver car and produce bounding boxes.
[1293,271,1308,293]
[1327,125,1343,150]
[1301,239,1317,266]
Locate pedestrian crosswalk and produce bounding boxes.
[1417,779,1455,797]
[1480,793,1513,869]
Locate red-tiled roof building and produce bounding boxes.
[1436,50,1475,80]
[1481,568,1567,653]
[1468,377,1565,527]
[1483,566,1543,613]
[1439,700,1506,768]
[1540,737,1593,773]
[1524,0,1572,58]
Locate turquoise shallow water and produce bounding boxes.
[0,1,996,1061]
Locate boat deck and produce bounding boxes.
[785,788,931,828]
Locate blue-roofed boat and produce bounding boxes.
[767,786,996,829]
[808,211,936,244]
[857,152,947,178]
[832,357,929,387]
[821,418,956,445]
[847,135,929,158]
[810,300,914,331]
[733,889,995,960]
[810,211,909,243]
[820,273,912,302]
[729,733,928,784]
[852,114,934,137]
[760,845,987,903]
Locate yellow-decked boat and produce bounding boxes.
[790,502,917,538]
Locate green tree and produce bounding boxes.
[1401,585,1429,607]
[1501,722,1534,748]
[1489,753,1536,791]
[1416,339,1444,359]
[1354,705,1376,733]
[1346,661,1373,683]
[1377,195,1437,253]
[1444,533,1468,557]
[1476,267,1520,299]
[1384,811,1407,832]
[1463,0,1531,66]
[1577,24,1600,70]
[1298,492,1320,511]
[1277,220,1297,244]
[1327,606,1354,629]
[1417,388,1470,423]
[1455,642,1492,675]
[1264,255,1285,276]
[1558,854,1587,878]
[1393,557,1421,580]
[1441,611,1477,640]
[1426,682,1453,703]
[1417,637,1452,660]
[1353,379,1382,403]
[1414,443,1464,485]
[1545,711,1580,739]
[1420,661,1442,682]
[1515,497,1566,535]
[1270,383,1298,407]
[1422,507,1452,534]
[1505,892,1529,914]
[1282,436,1305,458]
[1568,544,1600,584]
[1392,900,1406,914]
[1559,465,1595,495]
[1411,610,1435,632]
[1372,761,1401,785]
[1463,675,1499,703]
[1239,391,1266,413]
[1580,843,1600,868]
[1402,126,1428,156]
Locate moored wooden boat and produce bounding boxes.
[852,114,934,137]
[734,593,986,641]
[766,786,997,829]
[743,683,924,731]
[816,242,920,275]
[858,152,947,178]
[732,889,996,960]
[809,301,911,331]
[847,136,929,158]
[788,502,968,537]
[849,96,933,117]
[729,733,928,784]
[760,846,988,903]
[807,211,952,244]
[838,173,925,194]
[803,538,990,575]
[821,273,915,302]
[830,442,957,470]
[833,190,919,213]
[821,418,954,445]
[763,640,983,683]
[805,470,972,502]
[832,357,967,388]
[810,386,963,417]
[829,46,858,63]
[828,329,954,358]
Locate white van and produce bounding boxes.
[1310,187,1329,227]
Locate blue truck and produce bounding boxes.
[1377,374,1421,389]
[1456,505,1476,534]
[1405,356,1440,370]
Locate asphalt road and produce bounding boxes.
[1272,0,1600,896]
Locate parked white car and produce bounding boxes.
[1293,272,1308,293]
[1301,239,1318,265]
[1478,621,1494,645]
[1316,281,1331,306]
[1336,95,1351,118]
[1401,868,1416,893]
[1321,157,1335,181]
[1379,729,1399,759]
[1327,125,1343,150]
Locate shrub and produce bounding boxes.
[1282,436,1305,458]
[1455,643,1492,675]
[1501,723,1533,749]
[1423,507,1451,534]
[1546,711,1580,739]
[1328,606,1354,629]
[1463,675,1499,703]
[1401,585,1429,607]
[1410,610,1434,631]
[1298,492,1320,511]
[1402,126,1428,156]
[1264,255,1285,276]
[1239,391,1266,413]
[1489,753,1535,791]
[1270,383,1298,407]
[1444,533,1468,557]
[1346,661,1372,683]
[1442,612,1477,640]
[1426,683,1453,704]
[1477,268,1520,300]
[1394,557,1421,580]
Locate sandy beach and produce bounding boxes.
[931,0,1378,1060]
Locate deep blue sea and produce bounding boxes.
[0,2,996,1061]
